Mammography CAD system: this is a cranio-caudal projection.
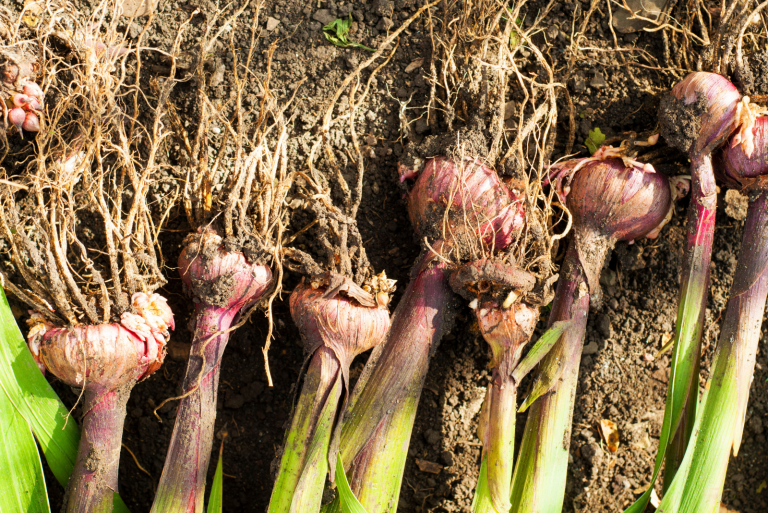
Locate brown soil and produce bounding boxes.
[9,0,768,512]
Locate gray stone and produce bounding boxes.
[596,314,612,338]
[582,442,603,465]
[225,394,245,409]
[313,9,337,26]
[504,101,516,120]
[377,16,394,31]
[725,189,749,221]
[128,22,143,39]
[571,74,586,93]
[590,72,608,89]
[583,340,599,355]
[415,118,430,134]
[612,0,667,33]
[345,54,359,69]
[600,268,617,287]
[119,0,156,17]
[241,381,264,403]
[424,429,441,446]
[372,0,393,17]
[266,17,280,31]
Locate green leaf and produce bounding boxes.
[0,285,130,513]
[0,387,50,513]
[517,320,577,413]
[0,286,79,486]
[511,320,572,385]
[334,455,368,513]
[501,11,523,48]
[624,264,710,513]
[207,442,224,513]
[510,17,522,49]
[585,127,606,154]
[471,456,494,512]
[322,15,376,52]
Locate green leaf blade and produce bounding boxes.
[322,15,375,52]
[335,456,369,513]
[0,389,50,513]
[207,442,224,513]
[0,286,80,486]
[585,127,605,155]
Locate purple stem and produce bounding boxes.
[151,305,238,513]
[66,385,130,513]
[670,189,768,511]
[509,233,606,512]
[338,247,454,509]
[663,152,717,489]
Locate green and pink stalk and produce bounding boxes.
[656,116,768,513]
[509,155,671,513]
[333,248,453,511]
[449,260,542,513]
[151,228,272,513]
[628,73,757,511]
[326,156,525,511]
[27,293,174,513]
[268,275,391,512]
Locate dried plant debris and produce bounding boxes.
[0,0,187,325]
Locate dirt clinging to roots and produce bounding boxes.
[658,92,708,156]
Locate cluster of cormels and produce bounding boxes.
[2,56,43,136]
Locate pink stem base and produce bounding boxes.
[66,385,130,513]
[151,305,237,513]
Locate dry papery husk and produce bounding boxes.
[0,0,185,326]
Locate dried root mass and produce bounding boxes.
[0,0,183,326]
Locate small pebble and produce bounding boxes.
[266,17,280,31]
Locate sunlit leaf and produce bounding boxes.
[322,16,375,52]
[585,127,606,154]
[207,442,224,513]
[335,456,368,513]
[0,388,50,513]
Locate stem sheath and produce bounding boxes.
[483,376,517,513]
[659,190,768,512]
[663,153,717,490]
[336,249,454,511]
[151,305,238,513]
[268,346,343,512]
[67,385,130,513]
[509,236,602,513]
